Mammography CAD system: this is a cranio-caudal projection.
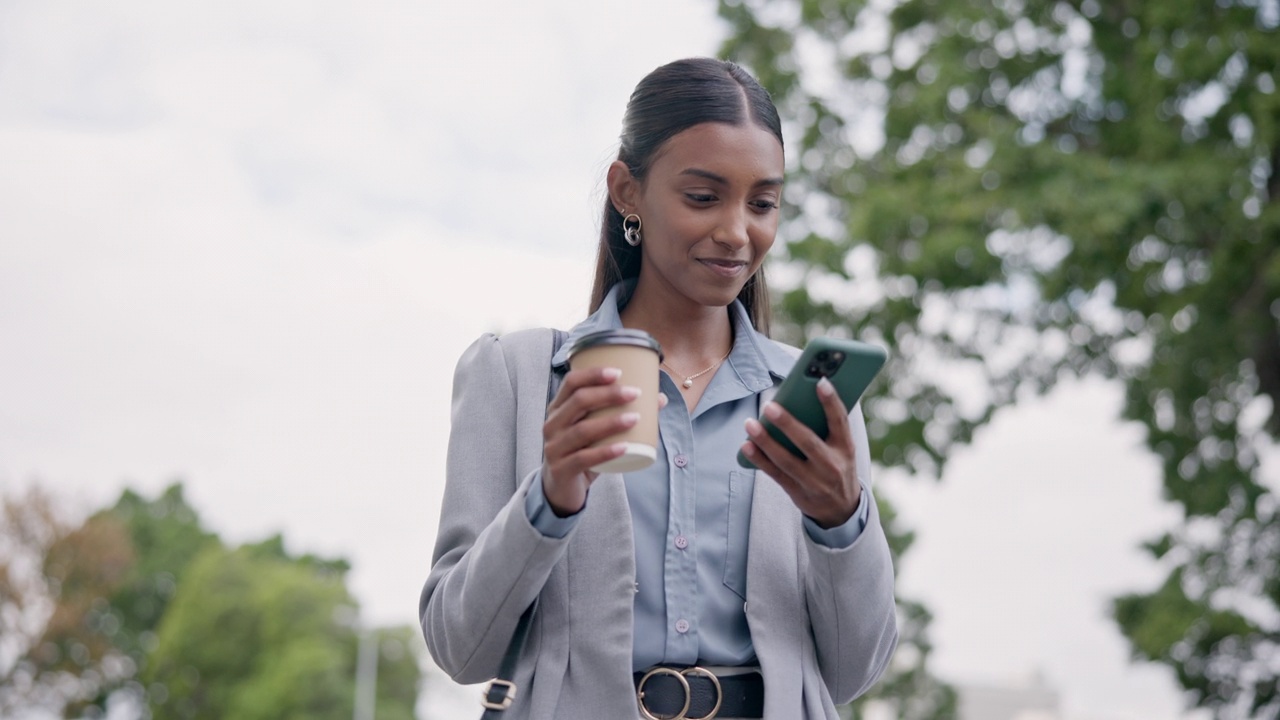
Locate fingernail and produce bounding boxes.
[762,402,781,420]
[620,412,640,425]
[610,442,629,454]
[741,442,756,456]
[602,368,622,380]
[621,386,641,400]
[817,377,835,396]
[744,418,761,436]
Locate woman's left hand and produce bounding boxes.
[740,377,861,528]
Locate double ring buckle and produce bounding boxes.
[636,666,723,720]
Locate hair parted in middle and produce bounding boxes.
[589,57,784,335]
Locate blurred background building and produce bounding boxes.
[957,674,1060,720]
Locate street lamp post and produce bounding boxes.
[353,629,378,720]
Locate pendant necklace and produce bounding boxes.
[662,348,733,389]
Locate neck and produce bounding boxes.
[618,279,735,367]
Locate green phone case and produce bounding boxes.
[737,337,887,469]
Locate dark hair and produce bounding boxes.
[589,57,783,334]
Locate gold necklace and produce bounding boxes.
[662,349,732,389]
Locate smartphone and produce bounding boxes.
[737,337,887,469]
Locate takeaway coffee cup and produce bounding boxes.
[566,328,663,473]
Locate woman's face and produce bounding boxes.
[620,121,785,311]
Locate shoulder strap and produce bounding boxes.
[547,329,567,406]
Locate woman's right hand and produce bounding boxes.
[541,367,641,516]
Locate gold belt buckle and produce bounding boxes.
[636,665,722,720]
[680,667,723,720]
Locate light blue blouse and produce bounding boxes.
[526,282,869,671]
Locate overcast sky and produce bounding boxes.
[0,1,1241,718]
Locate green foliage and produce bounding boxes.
[2,483,422,719]
[143,543,356,719]
[100,484,221,677]
[718,0,1278,716]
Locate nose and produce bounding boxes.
[713,205,750,250]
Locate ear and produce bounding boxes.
[606,160,641,215]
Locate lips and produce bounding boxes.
[698,258,749,278]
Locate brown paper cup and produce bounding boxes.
[566,329,663,473]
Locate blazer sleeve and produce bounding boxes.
[803,404,899,703]
[419,333,573,684]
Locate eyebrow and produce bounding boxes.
[679,168,784,188]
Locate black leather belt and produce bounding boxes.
[633,666,764,719]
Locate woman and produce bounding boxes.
[420,58,897,719]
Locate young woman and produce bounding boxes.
[420,58,897,720]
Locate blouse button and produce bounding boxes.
[674,535,688,550]
[675,619,690,634]
[673,454,688,468]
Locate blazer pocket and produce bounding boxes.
[722,469,755,600]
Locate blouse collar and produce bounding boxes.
[551,281,795,390]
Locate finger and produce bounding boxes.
[545,411,640,463]
[738,438,793,490]
[755,401,833,468]
[543,440,629,515]
[743,415,814,482]
[548,366,622,412]
[546,382,641,433]
[757,392,851,471]
[815,378,855,453]
[548,441,629,485]
[743,419,858,524]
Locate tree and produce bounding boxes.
[0,486,136,718]
[141,539,353,719]
[2,484,422,719]
[90,483,222,713]
[716,0,1278,716]
[142,535,420,720]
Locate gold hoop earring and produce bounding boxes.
[622,213,643,247]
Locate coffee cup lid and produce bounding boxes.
[567,328,663,362]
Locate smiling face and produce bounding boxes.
[610,121,785,313]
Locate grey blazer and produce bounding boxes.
[420,328,898,719]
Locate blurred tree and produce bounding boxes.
[3,484,422,719]
[103,485,220,663]
[92,483,222,713]
[142,535,419,720]
[717,0,1278,717]
[0,486,135,717]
